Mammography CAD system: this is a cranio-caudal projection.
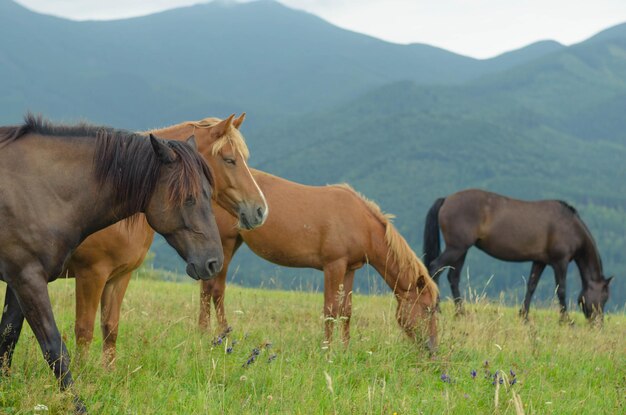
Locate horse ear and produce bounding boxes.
[150,134,177,164]
[186,135,197,150]
[209,114,235,139]
[233,112,246,129]
[606,276,613,286]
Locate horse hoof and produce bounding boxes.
[518,310,529,322]
[73,396,87,414]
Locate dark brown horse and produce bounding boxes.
[199,170,439,351]
[423,189,612,322]
[0,115,223,412]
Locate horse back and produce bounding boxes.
[240,172,378,268]
[439,189,584,262]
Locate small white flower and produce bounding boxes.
[34,404,48,412]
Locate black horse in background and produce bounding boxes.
[423,189,612,322]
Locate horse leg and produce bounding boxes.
[199,235,241,332]
[74,267,108,363]
[0,287,25,374]
[8,265,86,412]
[519,261,546,320]
[100,272,132,369]
[429,246,468,309]
[447,253,467,314]
[199,279,213,331]
[211,273,229,333]
[552,262,571,323]
[323,260,348,346]
[340,270,355,346]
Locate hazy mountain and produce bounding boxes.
[2,0,625,307]
[1,0,562,129]
[224,27,626,307]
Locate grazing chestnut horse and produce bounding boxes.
[423,189,612,322]
[68,114,267,366]
[0,115,222,412]
[199,170,439,351]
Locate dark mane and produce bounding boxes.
[4,114,213,219]
[558,200,578,215]
[0,113,118,147]
[559,200,604,270]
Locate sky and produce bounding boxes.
[14,0,626,58]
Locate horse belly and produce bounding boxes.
[476,234,547,263]
[242,228,324,270]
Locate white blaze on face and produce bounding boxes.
[240,150,268,224]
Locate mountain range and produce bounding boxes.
[1,0,625,308]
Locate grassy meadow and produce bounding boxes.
[0,275,624,414]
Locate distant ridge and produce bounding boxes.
[1,0,569,128]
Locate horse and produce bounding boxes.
[422,189,612,322]
[68,114,268,366]
[0,114,223,412]
[198,170,439,351]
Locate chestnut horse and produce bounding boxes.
[68,114,268,366]
[199,170,439,351]
[0,115,222,412]
[423,189,612,322]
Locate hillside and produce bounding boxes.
[2,0,626,308]
[0,0,561,129]
[2,279,624,413]
[201,25,626,308]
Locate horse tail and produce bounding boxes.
[334,184,438,298]
[423,197,445,271]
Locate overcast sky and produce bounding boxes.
[14,0,626,58]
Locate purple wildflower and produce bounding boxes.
[226,347,233,354]
[510,378,517,385]
[440,373,451,383]
[510,369,516,378]
[268,354,277,363]
[242,355,256,368]
[471,369,477,379]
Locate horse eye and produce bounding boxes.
[224,157,236,166]
[185,196,196,206]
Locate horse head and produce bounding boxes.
[578,276,612,323]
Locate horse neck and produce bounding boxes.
[15,135,134,240]
[148,123,192,140]
[574,223,604,285]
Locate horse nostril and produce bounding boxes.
[256,207,264,220]
[205,258,220,275]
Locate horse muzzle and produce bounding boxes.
[238,203,267,230]
[186,258,223,280]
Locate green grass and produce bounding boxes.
[0,276,624,414]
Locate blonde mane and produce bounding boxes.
[335,184,439,298]
[146,117,250,160]
[184,117,250,160]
